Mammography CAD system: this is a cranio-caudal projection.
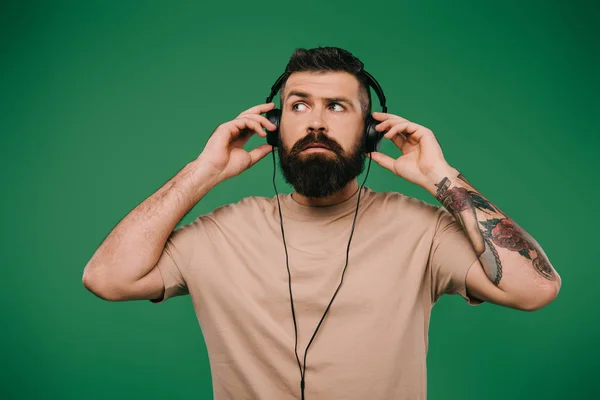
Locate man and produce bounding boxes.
[82,47,561,399]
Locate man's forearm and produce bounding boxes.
[423,165,560,294]
[83,159,220,285]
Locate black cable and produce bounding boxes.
[271,149,373,399]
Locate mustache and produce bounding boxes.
[290,132,344,154]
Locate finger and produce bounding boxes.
[231,118,266,138]
[237,102,276,117]
[371,111,407,122]
[236,113,277,131]
[383,123,409,144]
[248,144,274,166]
[381,125,407,150]
[367,151,396,173]
[391,133,406,149]
[383,120,422,140]
[375,117,408,132]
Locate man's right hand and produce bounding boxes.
[196,102,278,184]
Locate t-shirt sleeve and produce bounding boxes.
[149,218,200,304]
[429,207,483,306]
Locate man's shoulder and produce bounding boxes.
[205,194,275,220]
[367,188,443,215]
[366,189,451,234]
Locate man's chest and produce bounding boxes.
[192,224,432,338]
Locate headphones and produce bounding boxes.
[264,69,388,153]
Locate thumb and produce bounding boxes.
[367,151,396,173]
[248,144,274,167]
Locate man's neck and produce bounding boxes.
[291,180,360,207]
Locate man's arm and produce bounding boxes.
[426,165,561,311]
[82,102,277,301]
[367,111,561,311]
[82,160,220,301]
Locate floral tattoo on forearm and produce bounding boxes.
[435,173,555,285]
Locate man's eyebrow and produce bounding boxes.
[286,90,311,100]
[286,91,356,109]
[325,97,355,108]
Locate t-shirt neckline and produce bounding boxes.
[277,187,373,220]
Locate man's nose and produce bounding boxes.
[307,109,327,132]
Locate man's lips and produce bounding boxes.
[303,144,331,150]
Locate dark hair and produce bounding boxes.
[280,47,372,118]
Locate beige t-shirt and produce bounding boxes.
[151,187,482,399]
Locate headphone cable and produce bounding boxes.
[271,149,373,399]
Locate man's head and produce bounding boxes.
[276,47,372,199]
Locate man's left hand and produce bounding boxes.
[367,112,458,191]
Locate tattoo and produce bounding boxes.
[483,236,503,285]
[480,219,531,257]
[434,177,451,200]
[532,257,556,281]
[439,187,473,212]
[479,218,556,281]
[434,174,556,284]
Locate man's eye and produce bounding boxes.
[292,103,307,111]
[329,103,344,111]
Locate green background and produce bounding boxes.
[2,0,598,398]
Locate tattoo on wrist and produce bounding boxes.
[435,177,451,201]
[438,187,473,212]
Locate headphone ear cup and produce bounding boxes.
[265,108,281,147]
[364,115,383,153]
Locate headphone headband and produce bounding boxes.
[266,72,287,104]
[360,70,387,113]
[266,70,387,113]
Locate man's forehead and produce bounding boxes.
[284,71,360,99]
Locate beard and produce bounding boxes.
[278,131,366,199]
